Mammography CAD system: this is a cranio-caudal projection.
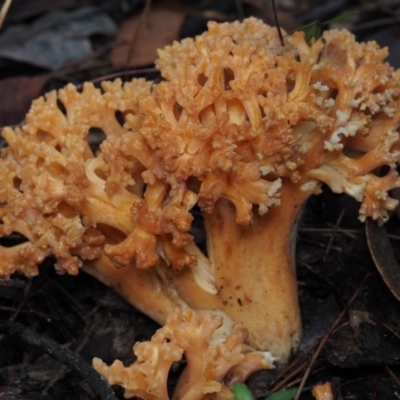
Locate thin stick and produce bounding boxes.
[386,367,400,389]
[269,341,319,392]
[42,322,96,394]
[372,316,400,342]
[271,0,284,47]
[0,280,32,343]
[286,363,329,388]
[0,319,117,400]
[0,0,12,30]
[235,0,244,20]
[90,67,157,84]
[270,360,309,393]
[300,227,362,239]
[293,274,370,400]
[323,206,346,261]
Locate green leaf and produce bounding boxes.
[288,11,359,42]
[288,21,317,35]
[232,383,254,400]
[322,10,359,25]
[265,388,298,400]
[304,23,320,43]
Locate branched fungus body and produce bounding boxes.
[1,18,400,397]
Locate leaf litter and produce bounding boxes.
[0,6,117,70]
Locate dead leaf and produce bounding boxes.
[366,218,400,302]
[0,74,50,126]
[0,385,52,400]
[7,0,80,22]
[0,6,117,70]
[110,2,185,67]
[324,319,400,368]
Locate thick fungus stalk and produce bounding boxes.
[1,20,400,396]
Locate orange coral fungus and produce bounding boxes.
[1,18,400,380]
[312,382,334,400]
[93,309,271,400]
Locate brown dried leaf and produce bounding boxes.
[0,74,50,127]
[110,2,185,67]
[366,218,400,302]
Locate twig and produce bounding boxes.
[355,0,398,18]
[323,207,345,262]
[46,276,86,315]
[300,237,342,252]
[300,262,335,288]
[0,280,32,342]
[271,0,284,47]
[0,306,28,313]
[300,227,362,239]
[373,374,377,400]
[270,359,309,393]
[269,341,318,392]
[42,323,97,395]
[0,0,12,30]
[89,67,158,85]
[354,16,400,31]
[371,316,400,342]
[285,363,329,388]
[386,367,400,389]
[0,319,117,400]
[293,274,370,400]
[235,0,244,20]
